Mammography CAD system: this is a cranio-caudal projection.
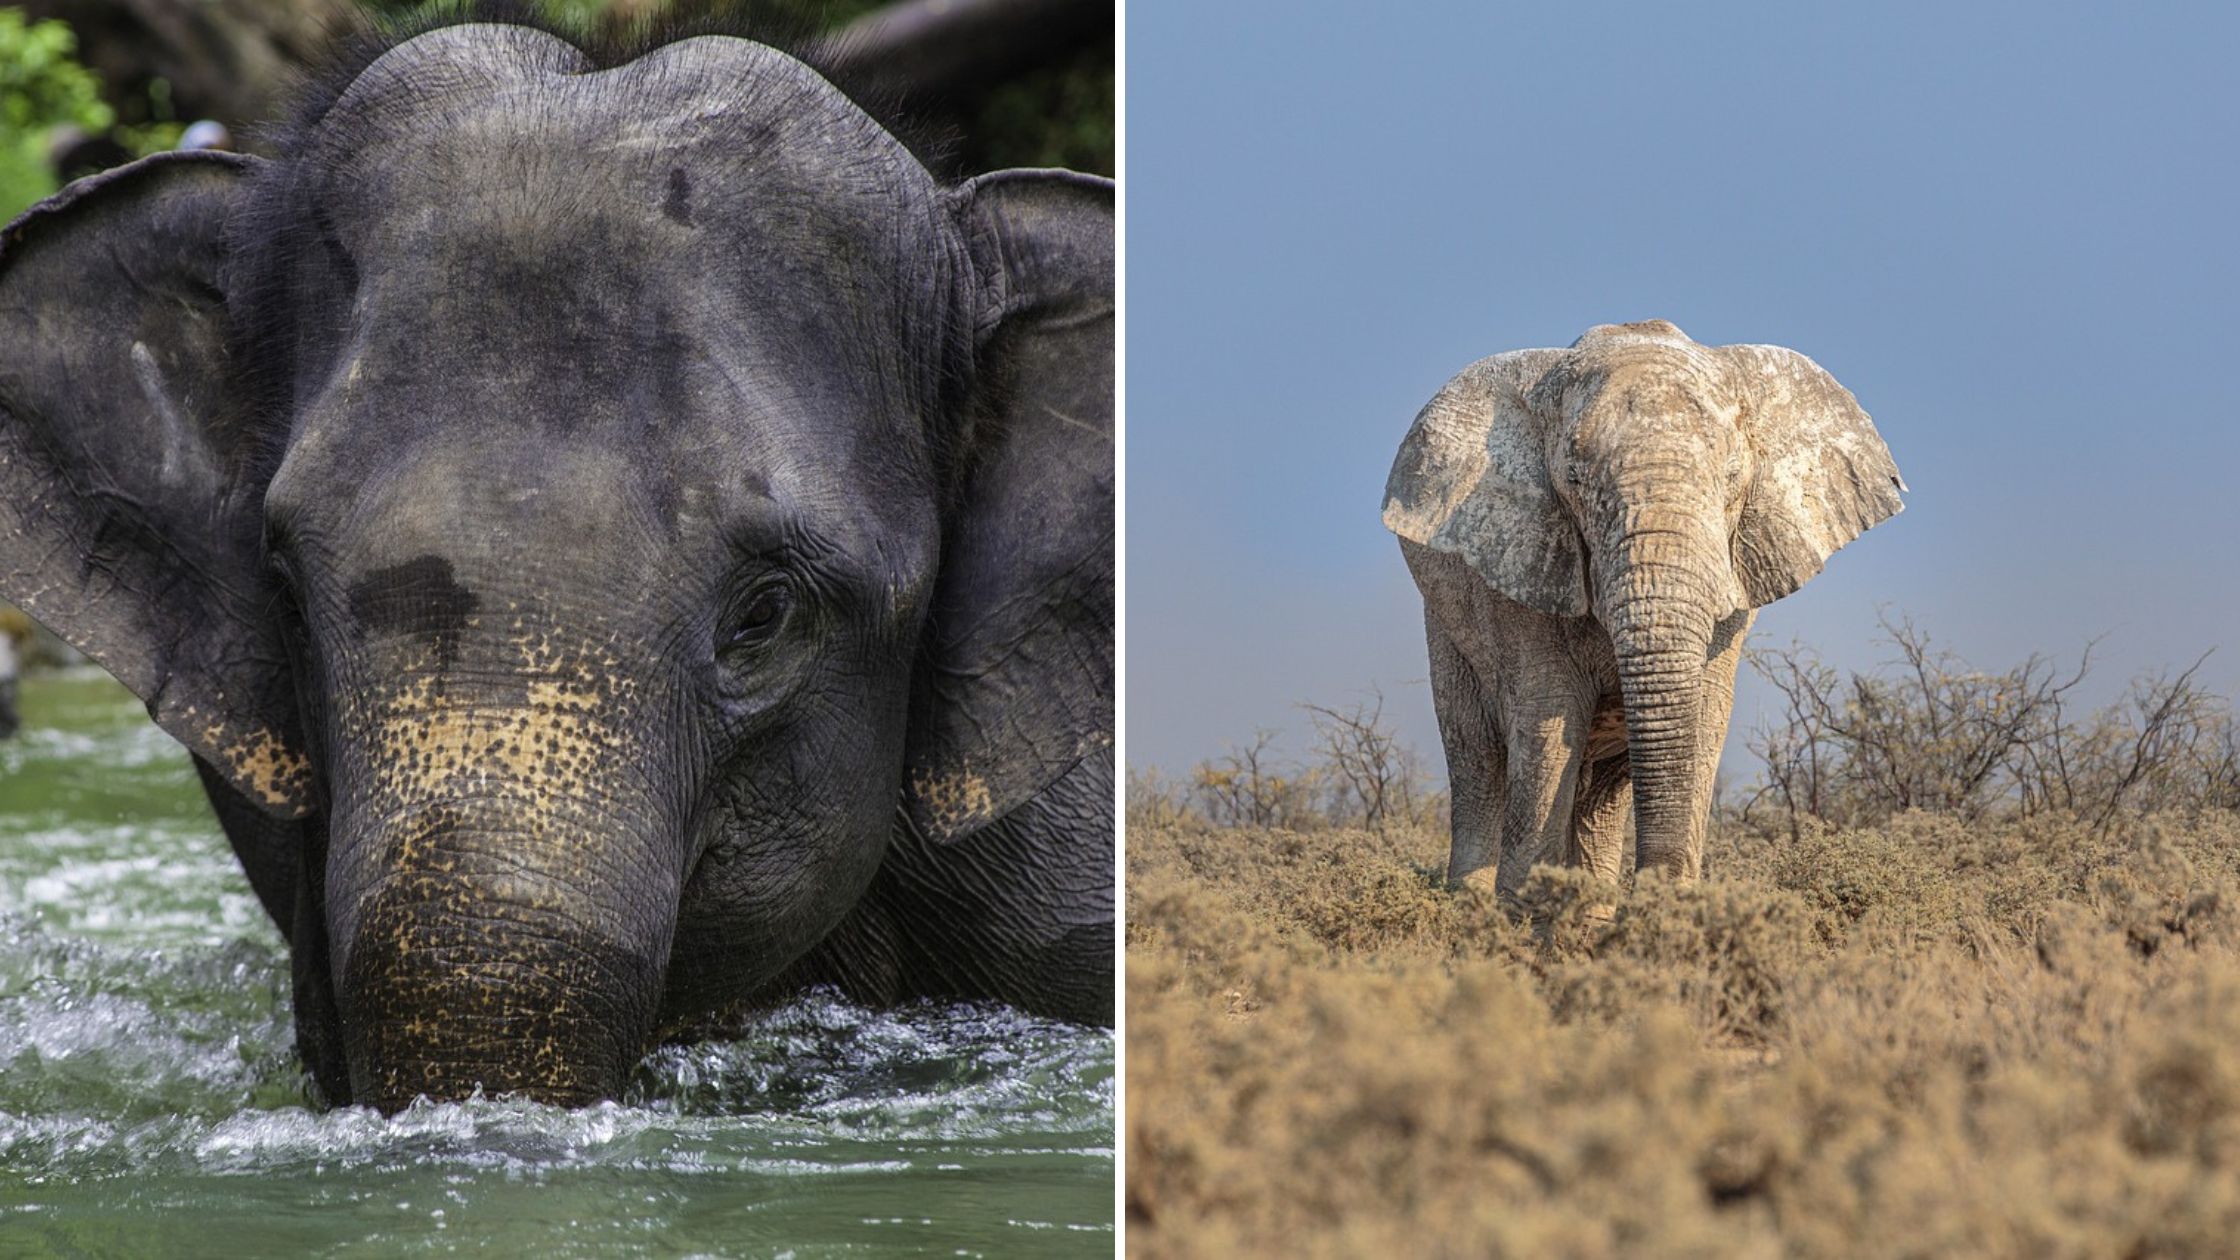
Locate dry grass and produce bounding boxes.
[1126,810,2240,1258]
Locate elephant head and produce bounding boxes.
[0,22,1112,1109]
[1383,319,1903,871]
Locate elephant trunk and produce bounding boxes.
[324,668,684,1112]
[335,839,677,1111]
[1603,510,1724,880]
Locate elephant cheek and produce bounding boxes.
[663,745,901,1013]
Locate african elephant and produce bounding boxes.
[1383,321,1902,895]
[0,16,1113,1111]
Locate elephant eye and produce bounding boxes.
[725,581,793,651]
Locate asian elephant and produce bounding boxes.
[1382,321,1902,896]
[0,16,1113,1111]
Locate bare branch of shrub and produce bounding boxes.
[1741,613,2232,838]
[1189,729,1325,829]
[1135,692,1447,832]
[1301,687,1413,831]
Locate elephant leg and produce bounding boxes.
[1566,753,1631,885]
[1641,607,1752,880]
[1425,616,1506,892]
[1495,690,1591,898]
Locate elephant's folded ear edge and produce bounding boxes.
[0,148,316,819]
[1724,343,1907,609]
[1383,348,1588,618]
[902,168,1114,845]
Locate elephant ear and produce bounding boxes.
[1381,348,1586,617]
[904,169,1113,843]
[1722,344,1907,608]
[0,151,314,818]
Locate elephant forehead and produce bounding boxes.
[324,25,868,157]
[1572,318,1693,349]
[326,24,590,117]
[1559,343,1740,419]
[311,27,938,257]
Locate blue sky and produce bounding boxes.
[1124,2,2240,780]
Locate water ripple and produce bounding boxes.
[0,671,1113,1253]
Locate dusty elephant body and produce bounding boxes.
[1384,321,1902,895]
[0,17,1112,1110]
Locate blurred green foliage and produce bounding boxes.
[0,8,107,220]
[0,10,107,132]
[0,8,186,221]
[965,45,1113,176]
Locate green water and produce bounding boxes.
[0,669,1114,1257]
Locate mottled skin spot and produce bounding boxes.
[347,555,480,667]
[338,634,643,861]
[910,767,995,835]
[190,713,315,815]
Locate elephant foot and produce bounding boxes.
[1455,866,1501,898]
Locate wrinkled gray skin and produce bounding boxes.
[1383,321,1902,895]
[0,23,1113,1111]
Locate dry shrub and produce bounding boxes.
[1743,615,2240,839]
[1559,875,1820,1042]
[1136,693,1449,834]
[1127,810,2240,1258]
[1737,816,1973,946]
